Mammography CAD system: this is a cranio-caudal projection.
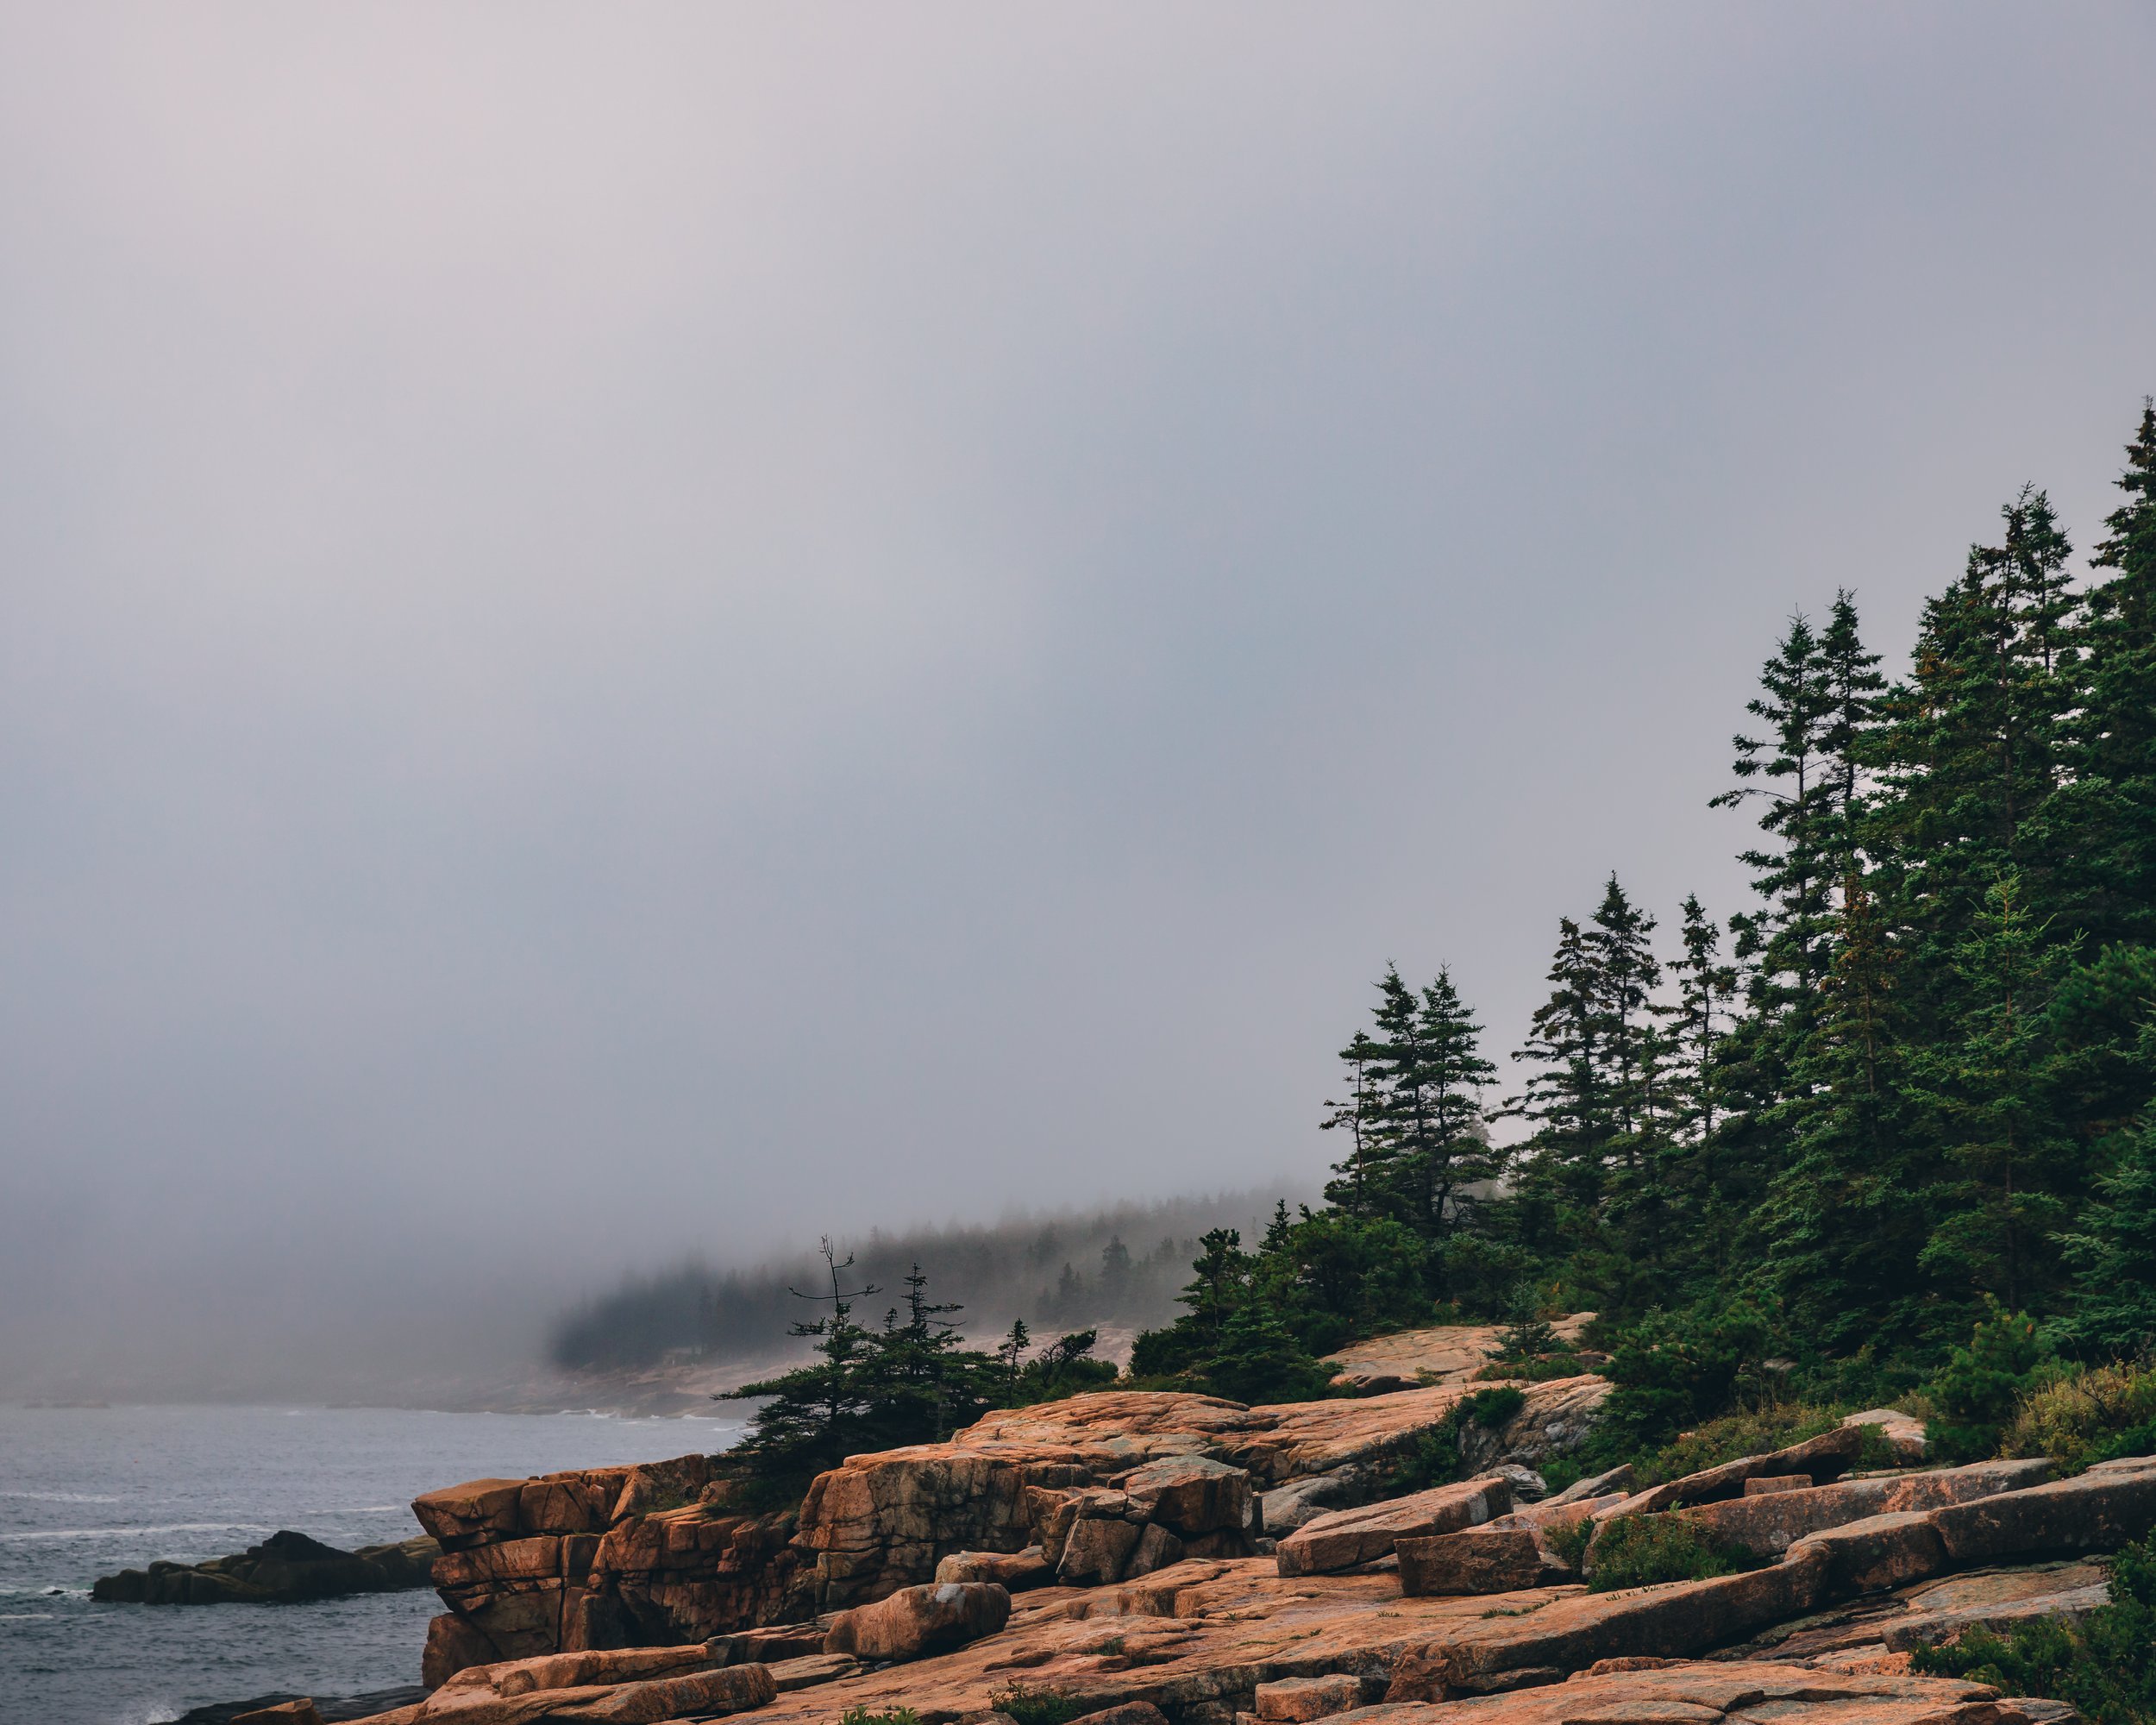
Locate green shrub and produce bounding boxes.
[1910,1537,2156,1725]
[1633,1405,1839,1486]
[1476,1353,1595,1383]
[1383,1422,1463,1496]
[1544,1514,1595,1570]
[2002,1361,2156,1475]
[839,1709,921,1725]
[991,1684,1085,1725]
[1465,1386,1526,1427]
[1596,1301,1776,1457]
[1539,1456,1583,1496]
[1930,1301,2053,1463]
[1585,1514,1771,1591]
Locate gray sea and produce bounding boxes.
[0,1403,747,1725]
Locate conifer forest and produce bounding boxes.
[718,402,2156,1492]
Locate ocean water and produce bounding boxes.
[0,1403,748,1725]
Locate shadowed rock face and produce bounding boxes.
[1275,1477,1513,1577]
[91,1530,440,1605]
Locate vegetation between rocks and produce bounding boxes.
[1584,1515,1772,1592]
[988,1683,1084,1725]
[1910,1537,2156,1725]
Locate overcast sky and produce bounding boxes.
[3,4,2153,1397]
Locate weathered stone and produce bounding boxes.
[1344,1659,2015,1722]
[1319,1315,1596,1393]
[767,1652,862,1690]
[1396,1527,1553,1596]
[1601,1427,1878,1521]
[230,1703,325,1725]
[1120,1456,1252,1535]
[1277,1477,1512,1577]
[936,1547,1056,1590]
[706,1623,829,1665]
[414,1480,531,1549]
[1844,1408,1929,1464]
[1069,1707,1172,1725]
[1933,1462,2156,1564]
[1546,1464,1634,1507]
[1260,1471,1369,1536]
[423,1611,499,1689]
[1123,1521,1187,1578]
[542,1664,775,1722]
[824,1581,1012,1661]
[1387,1546,1831,1697]
[1743,1474,1812,1496]
[609,1455,714,1525]
[1883,1580,2112,1651]
[1060,1515,1144,1585]
[1254,1672,1365,1721]
[91,1529,442,1607]
[1785,1510,1951,1595]
[1668,1458,2053,1560]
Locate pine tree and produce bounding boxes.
[1713,612,1837,1071]
[1319,1028,1383,1218]
[722,1239,883,1481]
[1509,916,1611,1209]
[1756,871,1931,1351]
[1913,872,2083,1316]
[2060,402,2156,947]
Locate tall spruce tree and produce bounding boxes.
[2060,403,2156,947]
[1912,871,2082,1318]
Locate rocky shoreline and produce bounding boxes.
[254,1322,2154,1724]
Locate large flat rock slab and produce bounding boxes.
[1278,1477,1513,1577]
[1319,1316,1596,1394]
[1332,1659,2026,1725]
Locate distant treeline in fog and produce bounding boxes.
[547,1187,1308,1371]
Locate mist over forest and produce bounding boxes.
[547,1187,1309,1374]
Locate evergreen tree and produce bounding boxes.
[2055,1115,2156,1358]
[1913,872,2083,1316]
[1508,916,1611,1209]
[1320,1031,1382,1216]
[2060,403,2156,947]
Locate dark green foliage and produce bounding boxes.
[838,1709,922,1725]
[1544,1513,1595,1569]
[1465,1386,1525,1427]
[1382,1422,1463,1496]
[1910,1536,2156,1725]
[723,1252,1094,1494]
[1927,1301,2052,1463]
[1632,1407,1841,1486]
[1586,1515,1771,1591]
[989,1685,1085,1725]
[1594,1301,1774,1458]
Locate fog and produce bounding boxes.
[1,4,2151,1402]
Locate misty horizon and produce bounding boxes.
[3,4,2153,1405]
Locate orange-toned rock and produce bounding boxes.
[1932,1457,2156,1565]
[937,1547,1056,1590]
[1395,1527,1552,1596]
[824,1580,1012,1660]
[1342,1659,2021,1722]
[1744,1474,1811,1496]
[1664,1458,2052,1561]
[1277,1477,1511,1577]
[1254,1672,1367,1720]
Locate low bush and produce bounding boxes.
[1927,1301,2054,1463]
[1543,1513,1595,1570]
[990,1684,1085,1725]
[1538,1456,1583,1496]
[1464,1385,1526,1427]
[1909,1537,2156,1725]
[839,1709,921,1725]
[2002,1361,2156,1475]
[1383,1423,1463,1496]
[1633,1405,1840,1486]
[1475,1353,1595,1383]
[1585,1514,1771,1592]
